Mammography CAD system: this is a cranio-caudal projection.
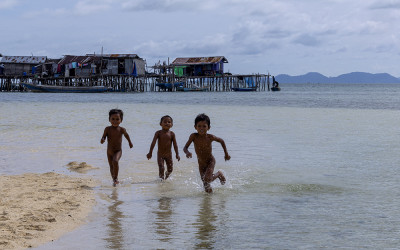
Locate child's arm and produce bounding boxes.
[172,132,180,161]
[122,128,133,148]
[147,131,159,159]
[100,127,108,144]
[183,134,194,158]
[213,136,231,161]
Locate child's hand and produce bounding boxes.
[100,138,105,144]
[129,142,133,148]
[225,154,231,161]
[176,154,180,161]
[186,152,192,158]
[146,153,152,160]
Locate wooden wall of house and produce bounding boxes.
[75,68,92,77]
[102,60,118,75]
[124,59,146,75]
[3,64,35,75]
[133,59,146,75]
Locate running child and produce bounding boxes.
[101,109,133,186]
[183,113,230,193]
[147,115,180,180]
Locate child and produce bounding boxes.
[101,109,133,186]
[147,115,180,180]
[183,113,230,193]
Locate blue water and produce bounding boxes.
[3,83,400,110]
[1,83,400,249]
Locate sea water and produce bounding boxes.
[1,83,400,249]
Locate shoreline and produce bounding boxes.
[0,172,97,249]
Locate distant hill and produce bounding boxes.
[275,72,400,84]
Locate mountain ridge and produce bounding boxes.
[275,72,400,83]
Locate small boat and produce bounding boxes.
[271,86,281,91]
[156,82,184,91]
[22,82,111,93]
[231,76,257,91]
[176,84,208,92]
[271,76,281,91]
[231,87,257,92]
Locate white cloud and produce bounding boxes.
[23,8,69,19]
[293,34,321,47]
[121,0,214,12]
[0,0,18,9]
[74,0,113,15]
[370,0,400,9]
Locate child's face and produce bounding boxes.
[109,114,122,127]
[160,117,173,130]
[195,120,209,135]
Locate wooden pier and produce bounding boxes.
[0,74,271,92]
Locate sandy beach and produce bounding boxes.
[0,172,97,249]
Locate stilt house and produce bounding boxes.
[171,56,228,76]
[87,53,146,76]
[57,53,146,77]
[0,56,47,76]
[57,55,100,77]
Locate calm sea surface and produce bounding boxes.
[1,83,400,249]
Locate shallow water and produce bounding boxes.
[1,83,400,249]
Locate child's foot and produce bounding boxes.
[217,171,226,185]
[204,183,213,193]
[113,179,119,187]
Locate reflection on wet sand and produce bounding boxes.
[194,195,217,249]
[104,189,125,249]
[153,197,173,242]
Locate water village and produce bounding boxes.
[0,53,280,92]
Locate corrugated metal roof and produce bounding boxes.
[86,54,140,59]
[58,55,100,65]
[104,54,139,58]
[1,56,47,64]
[171,56,228,65]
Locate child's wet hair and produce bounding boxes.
[109,109,124,121]
[160,115,173,124]
[195,113,210,127]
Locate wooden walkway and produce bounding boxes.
[0,74,271,92]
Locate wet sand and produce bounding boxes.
[0,172,97,249]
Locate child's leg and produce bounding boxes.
[199,158,215,193]
[216,171,226,185]
[201,157,226,192]
[108,150,122,184]
[199,166,212,193]
[112,151,122,183]
[107,152,114,180]
[157,155,165,179]
[164,156,173,180]
[203,157,219,183]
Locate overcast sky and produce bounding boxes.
[1,0,399,76]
